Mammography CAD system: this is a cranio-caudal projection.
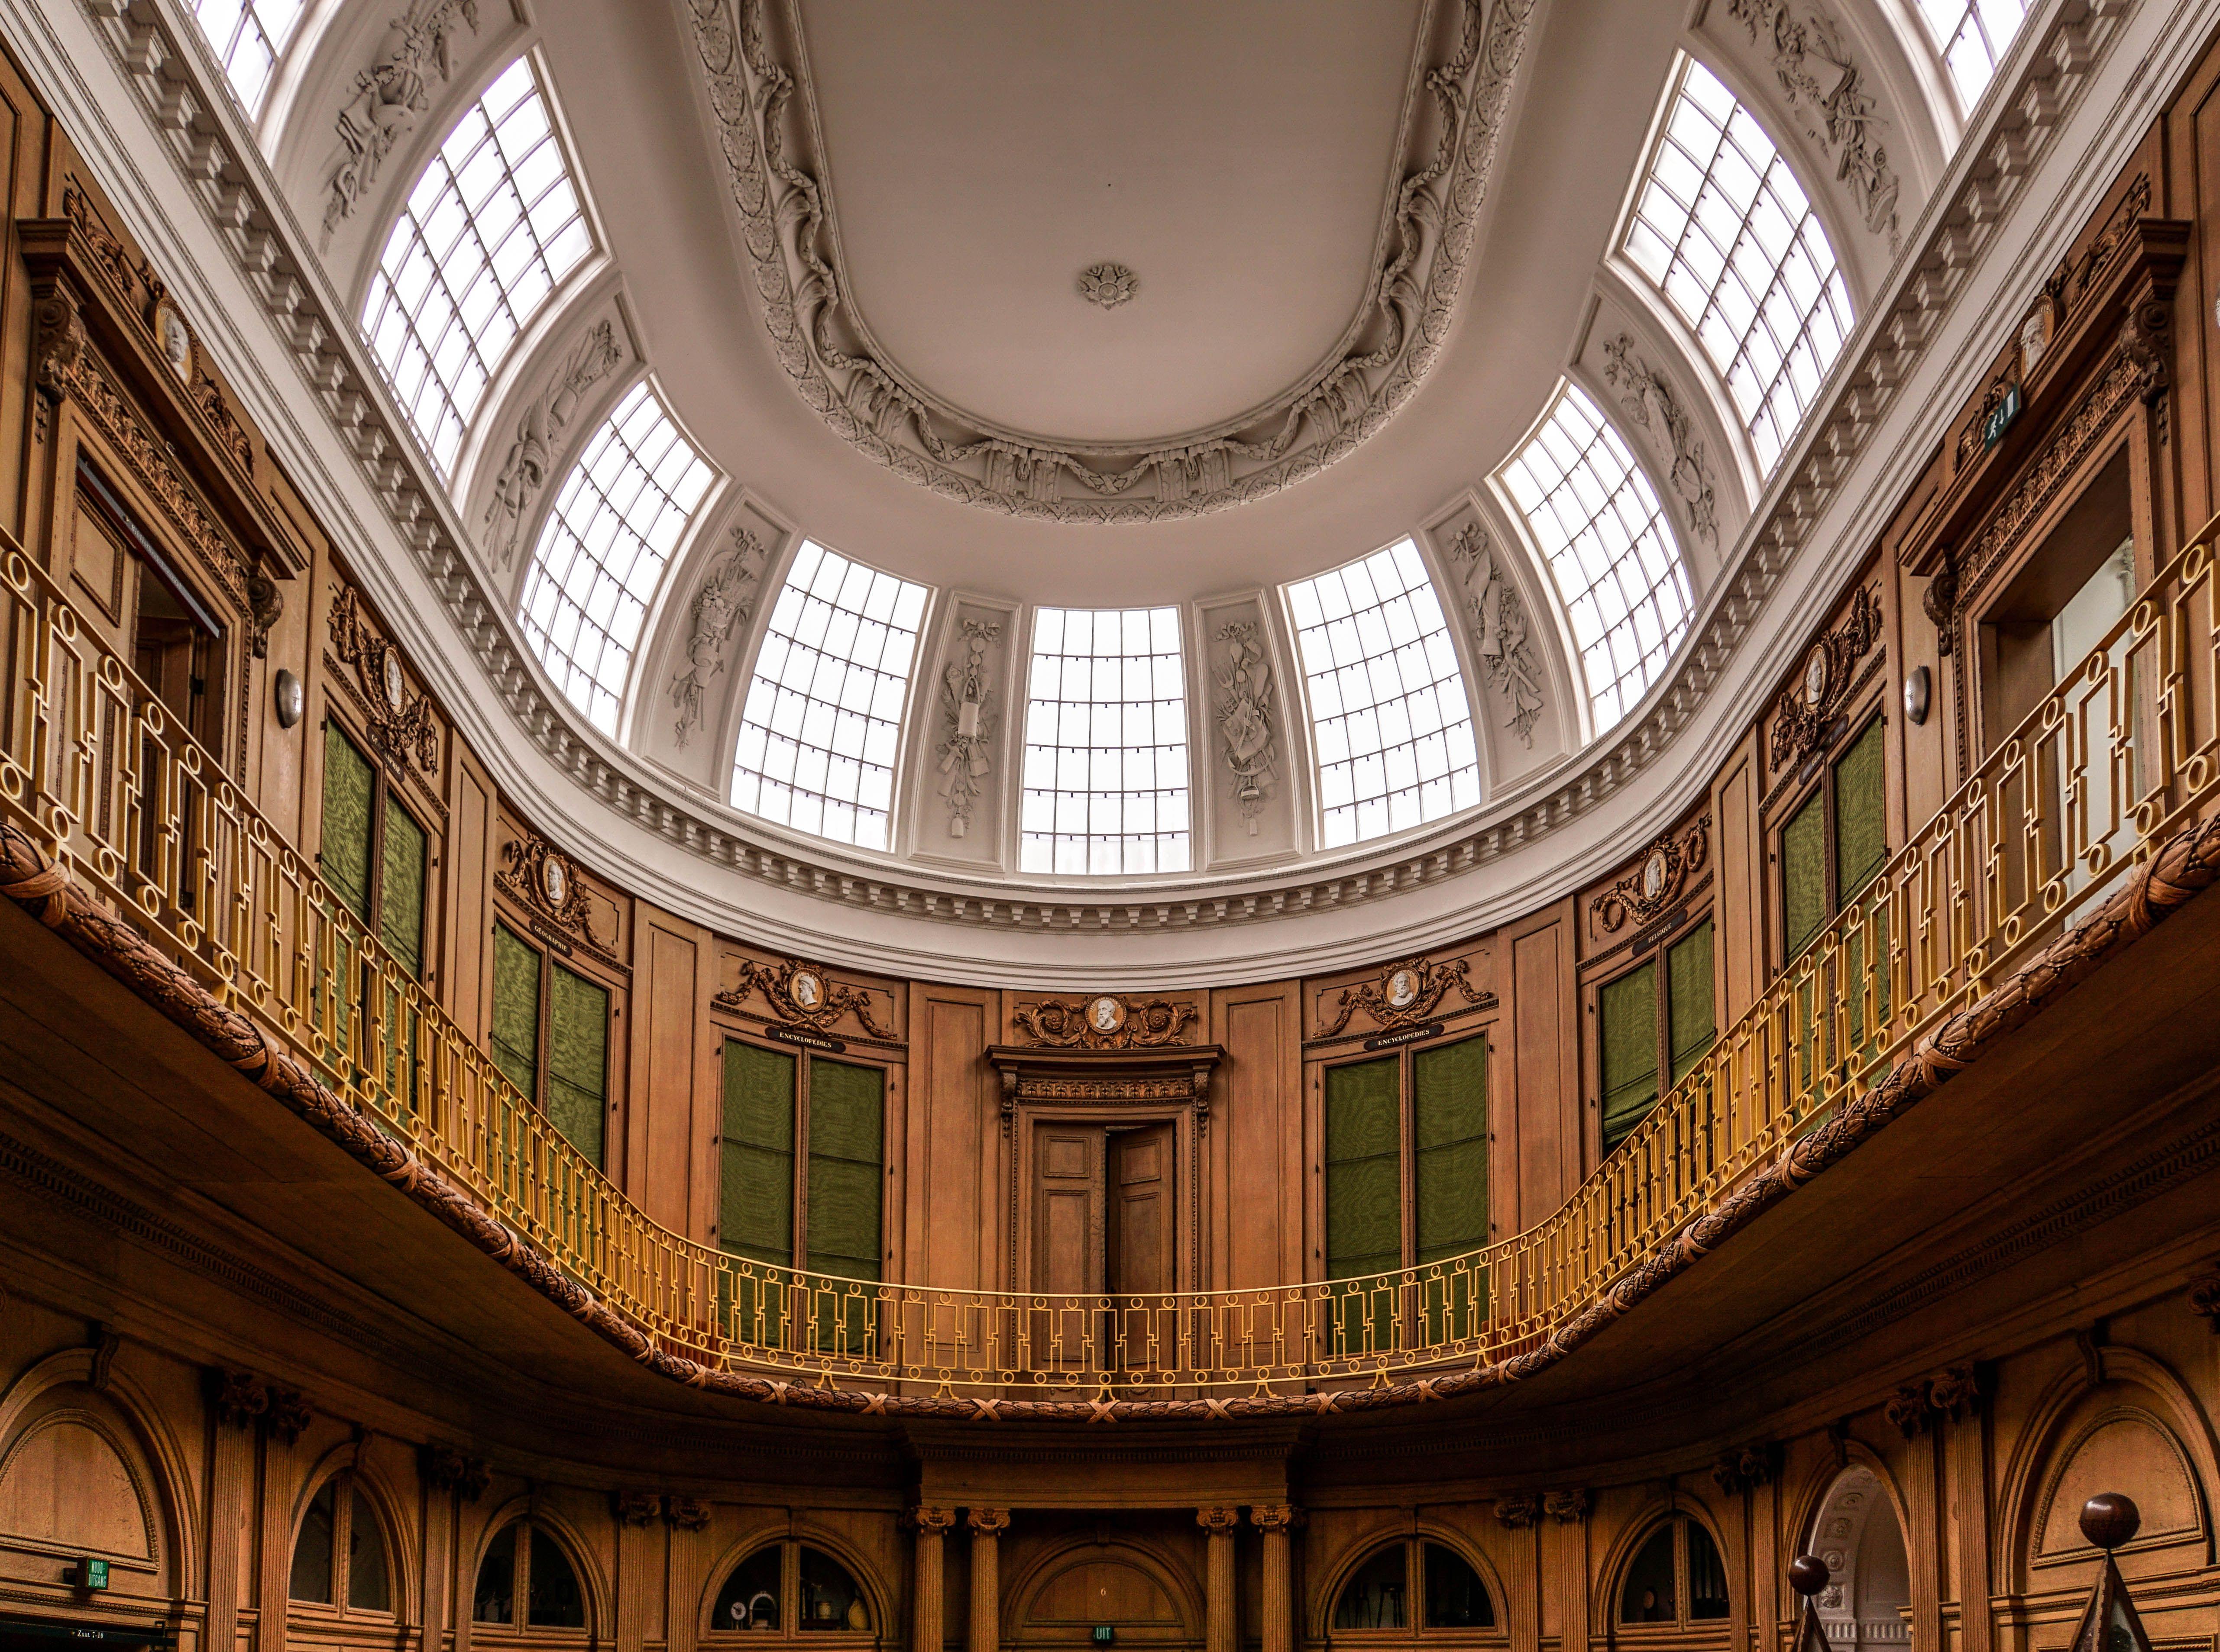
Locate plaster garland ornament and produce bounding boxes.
[484,320,626,569]
[1078,263,1138,310]
[324,0,482,238]
[715,955,895,1039]
[685,0,1534,520]
[1448,522,1544,747]
[1213,622,1278,830]
[670,526,765,749]
[1319,954,1490,1038]
[1727,0,1900,252]
[1011,995,1201,1050]
[1602,335,1717,549]
[935,619,1002,837]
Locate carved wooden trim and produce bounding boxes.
[1595,815,1711,934]
[328,583,441,779]
[496,830,619,967]
[1012,996,1198,1050]
[714,956,896,1041]
[1318,955,1490,1039]
[1770,585,1882,775]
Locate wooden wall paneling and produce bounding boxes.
[2175,36,2220,538]
[1711,733,1761,1029]
[419,1467,453,1652]
[1947,1408,1994,1652]
[445,752,495,1042]
[628,905,709,1235]
[252,1431,288,1652]
[0,39,49,547]
[906,986,1000,1297]
[613,1513,656,1652]
[1210,981,1302,1292]
[1906,1426,1945,1652]
[1505,900,1579,1225]
[1507,1517,1540,1652]
[205,1401,253,1652]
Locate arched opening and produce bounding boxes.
[1615,1515,1729,1632]
[707,1541,874,1639]
[1011,1545,1197,1651]
[474,1521,587,1631]
[1329,1537,1498,1639]
[1808,1466,1909,1652]
[288,1474,392,1615]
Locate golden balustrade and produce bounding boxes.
[2,521,2215,1398]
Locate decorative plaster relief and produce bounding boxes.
[935,618,1002,839]
[497,828,620,964]
[1602,334,1718,550]
[1769,582,1881,774]
[483,318,627,570]
[1448,521,1544,747]
[1012,995,1200,1050]
[323,0,482,239]
[670,525,764,750]
[327,582,442,778]
[1213,621,1278,830]
[714,954,896,1040]
[685,0,1535,520]
[1078,263,1137,310]
[1727,0,1901,253]
[1593,814,1709,936]
[1317,953,1491,1039]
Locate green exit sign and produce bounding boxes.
[80,1558,109,1590]
[1981,384,2023,449]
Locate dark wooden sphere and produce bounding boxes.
[1788,1555,1830,1597]
[2079,1493,2141,1551]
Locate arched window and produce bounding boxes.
[517,381,717,734]
[1498,381,1691,735]
[709,1542,874,1637]
[1283,540,1480,849]
[1913,0,2034,113]
[1617,1515,1729,1628]
[1622,59,1851,474]
[361,57,593,475]
[474,1521,586,1630]
[181,0,304,116]
[288,1477,391,1613]
[1330,1539,1495,1634]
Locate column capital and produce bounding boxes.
[1197,1507,1241,1535]
[910,1506,958,1534]
[968,1507,1011,1536]
[1249,1503,1301,1532]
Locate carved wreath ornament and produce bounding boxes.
[716,956,894,1039]
[1320,956,1488,1038]
[329,584,440,777]
[1013,995,1199,1050]
[1770,585,1881,774]
[1595,816,1709,935]
[685,0,1535,520]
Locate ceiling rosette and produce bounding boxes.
[686,0,1537,523]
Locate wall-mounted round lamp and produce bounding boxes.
[273,668,304,730]
[1903,666,1930,726]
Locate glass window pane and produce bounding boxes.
[181,0,304,116]
[288,1481,336,1604]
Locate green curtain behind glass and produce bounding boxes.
[1324,1055,1401,1355]
[320,723,374,923]
[379,799,427,979]
[805,1059,882,1354]
[1600,961,1659,1151]
[1667,920,1715,1084]
[490,925,540,1101]
[1834,714,1887,899]
[547,963,607,1169]
[1781,789,1827,961]
[1412,1034,1487,1342]
[721,1041,796,1349]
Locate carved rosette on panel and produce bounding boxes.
[715,956,896,1040]
[1727,0,1900,251]
[497,831,619,966]
[671,526,765,749]
[485,319,628,570]
[325,0,483,237]
[936,618,1003,837]
[684,0,1536,520]
[1448,521,1544,747]
[1213,622,1278,825]
[1594,815,1710,936]
[1013,995,1200,1050]
[1319,956,1491,1039]
[1769,584,1881,774]
[329,584,442,777]
[1602,336,1717,549]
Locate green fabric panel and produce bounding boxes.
[1834,714,1888,899]
[805,1060,883,1282]
[320,723,375,924]
[1599,962,1659,1151]
[379,797,427,979]
[1782,789,1827,961]
[491,925,541,1102]
[1412,1035,1486,1263]
[1325,1056,1402,1356]
[1667,920,1716,1084]
[547,963,607,1169]
[721,1042,796,1267]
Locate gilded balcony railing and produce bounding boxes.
[2,521,2215,1397]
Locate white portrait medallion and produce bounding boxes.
[382,647,405,713]
[790,970,824,1012]
[541,856,568,910]
[1385,967,1420,1010]
[1642,848,1669,903]
[1088,995,1126,1035]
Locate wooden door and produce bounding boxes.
[1106,1122,1176,1369]
[1031,1122,1102,1371]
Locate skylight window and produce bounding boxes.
[518,383,714,736]
[361,57,592,476]
[1020,608,1191,876]
[1913,0,2032,111]
[1500,382,1692,734]
[730,543,929,852]
[1284,540,1479,850]
[1623,59,1852,474]
[183,0,304,116]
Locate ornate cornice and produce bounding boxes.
[63,0,2136,967]
[684,0,1535,521]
